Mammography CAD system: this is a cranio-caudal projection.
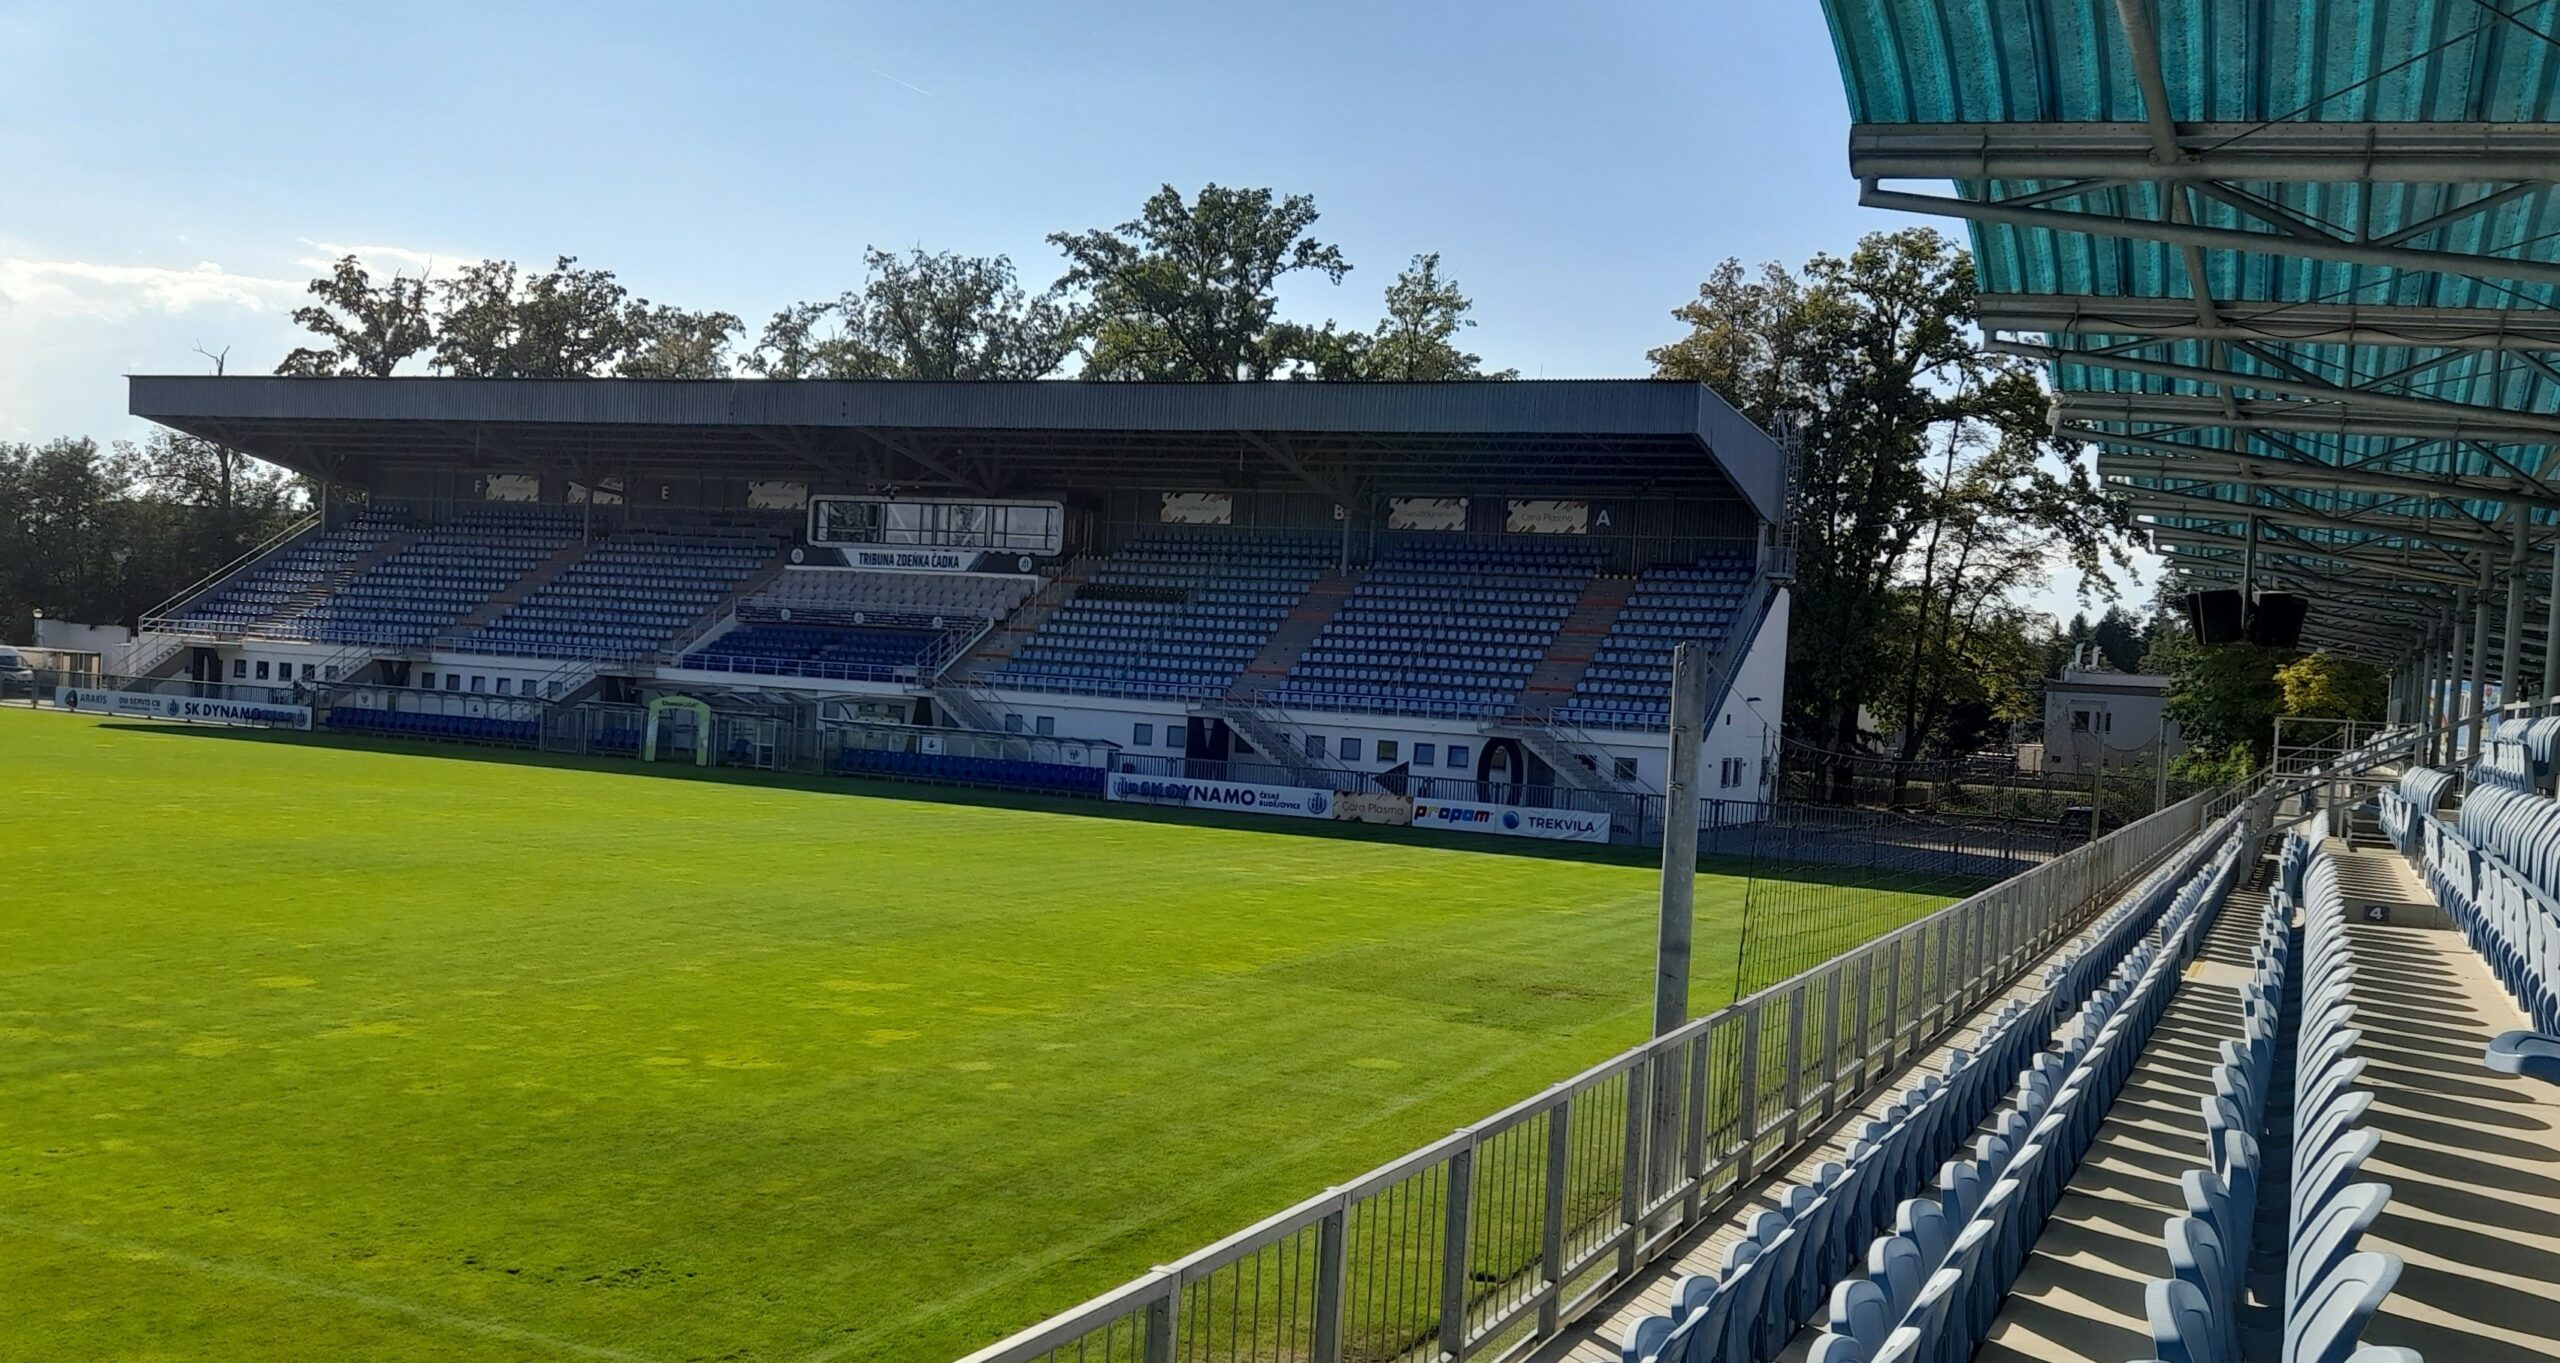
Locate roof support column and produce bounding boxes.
[2418,626,2440,749]
[2446,597,2470,766]
[2545,539,2560,703]
[2469,575,2494,761]
[2503,542,2530,725]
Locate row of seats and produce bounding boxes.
[1618,819,2249,1363]
[987,533,1330,700]
[2416,782,2560,1039]
[1267,540,1602,716]
[1560,556,1757,730]
[274,506,584,646]
[167,510,412,633]
[2133,839,2416,1363]
[325,705,540,746]
[451,529,781,658]
[680,624,950,682]
[752,568,1034,625]
[830,746,1106,795]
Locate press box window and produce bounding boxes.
[1446,745,1470,769]
[1307,734,1327,759]
[1132,722,1155,748]
[231,658,247,680]
[254,660,270,680]
[1338,737,1362,762]
[1376,740,1399,763]
[1413,742,1437,767]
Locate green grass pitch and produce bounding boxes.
[0,708,1952,1362]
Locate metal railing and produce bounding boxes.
[135,511,322,633]
[953,784,2232,1363]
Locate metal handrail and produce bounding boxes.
[138,512,321,627]
[951,778,2259,1363]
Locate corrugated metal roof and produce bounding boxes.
[129,376,1788,521]
[1820,0,2560,670]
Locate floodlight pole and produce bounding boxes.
[1656,644,1705,1036]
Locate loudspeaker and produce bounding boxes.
[2185,589,2246,644]
[2249,592,2307,648]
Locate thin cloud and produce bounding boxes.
[864,65,932,97]
[293,239,473,280]
[0,257,303,322]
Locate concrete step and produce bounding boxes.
[1235,571,1358,698]
[1519,576,1635,702]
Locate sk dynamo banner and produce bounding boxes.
[1410,798,1611,844]
[1106,774,1334,818]
[56,687,313,731]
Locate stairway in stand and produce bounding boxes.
[1515,577,1632,713]
[1233,571,1356,699]
[253,527,422,636]
[957,561,1090,678]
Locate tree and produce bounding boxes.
[2144,625,2289,759]
[1330,253,1516,381]
[1650,230,2127,792]
[745,248,1077,380]
[2276,652,2387,722]
[1051,184,1351,380]
[276,255,434,377]
[430,256,642,378]
[620,304,744,379]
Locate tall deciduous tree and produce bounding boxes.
[1051,184,1350,380]
[1650,230,2127,792]
[745,248,1076,380]
[620,304,746,379]
[275,255,433,377]
[1320,253,1516,381]
[430,257,640,378]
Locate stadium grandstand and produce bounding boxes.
[109,377,1794,843]
[921,4,2560,1363]
[29,5,2560,1363]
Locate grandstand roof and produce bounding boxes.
[1821,0,2560,673]
[127,376,1787,521]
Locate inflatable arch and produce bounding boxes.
[643,695,715,766]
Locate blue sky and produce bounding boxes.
[0,0,2149,616]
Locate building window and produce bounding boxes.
[1165,726,1185,755]
[301,664,316,681]
[1413,742,1437,767]
[231,658,247,680]
[1339,737,1362,763]
[495,677,512,696]
[1376,740,1399,763]
[1616,756,1639,782]
[1004,714,1025,733]
[470,675,487,693]
[1132,722,1155,748]
[420,672,436,689]
[1307,734,1327,759]
[1447,744,1470,770]
[446,674,462,692]
[1035,715,1055,736]
[254,660,270,680]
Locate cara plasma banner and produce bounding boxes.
[1409,797,1611,843]
[55,687,313,730]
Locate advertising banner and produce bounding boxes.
[1106,774,1332,818]
[1330,791,1415,826]
[1160,492,1235,526]
[1387,497,1469,532]
[1504,498,1590,535]
[55,687,313,730]
[1410,797,1611,843]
